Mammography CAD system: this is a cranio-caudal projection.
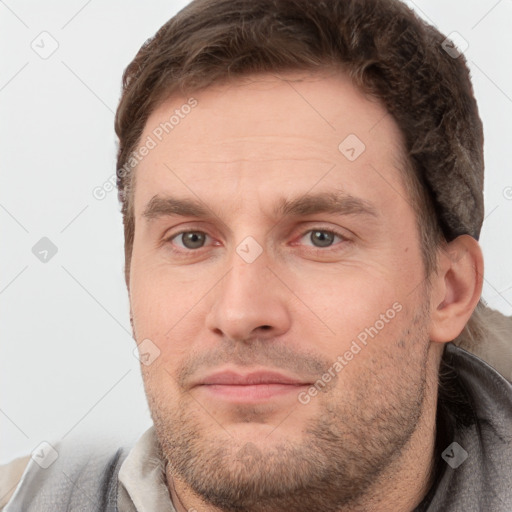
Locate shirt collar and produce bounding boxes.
[117,425,177,512]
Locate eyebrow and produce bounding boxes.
[141,191,378,221]
[142,195,210,220]
[274,191,378,218]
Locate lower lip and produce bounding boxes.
[198,383,308,402]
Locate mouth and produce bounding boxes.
[193,370,311,403]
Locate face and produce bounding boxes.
[129,71,436,512]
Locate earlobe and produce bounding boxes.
[429,235,484,343]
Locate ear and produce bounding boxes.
[429,235,484,343]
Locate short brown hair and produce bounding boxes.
[115,0,483,287]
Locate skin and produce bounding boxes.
[127,70,483,512]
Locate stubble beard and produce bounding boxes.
[144,305,431,512]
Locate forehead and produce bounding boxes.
[132,70,408,217]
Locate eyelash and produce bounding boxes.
[164,227,349,255]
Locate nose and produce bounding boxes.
[205,248,292,343]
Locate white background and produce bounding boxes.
[1,0,511,464]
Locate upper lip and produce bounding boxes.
[195,370,310,387]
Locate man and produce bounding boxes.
[2,0,512,510]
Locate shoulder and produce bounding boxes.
[427,343,512,510]
[0,455,30,510]
[1,435,132,512]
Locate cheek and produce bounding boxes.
[290,262,427,385]
[129,241,184,325]
[129,255,213,370]
[282,227,422,340]
[294,265,403,326]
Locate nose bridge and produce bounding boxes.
[225,245,270,303]
[220,212,273,297]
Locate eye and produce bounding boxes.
[170,231,210,250]
[298,228,346,248]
